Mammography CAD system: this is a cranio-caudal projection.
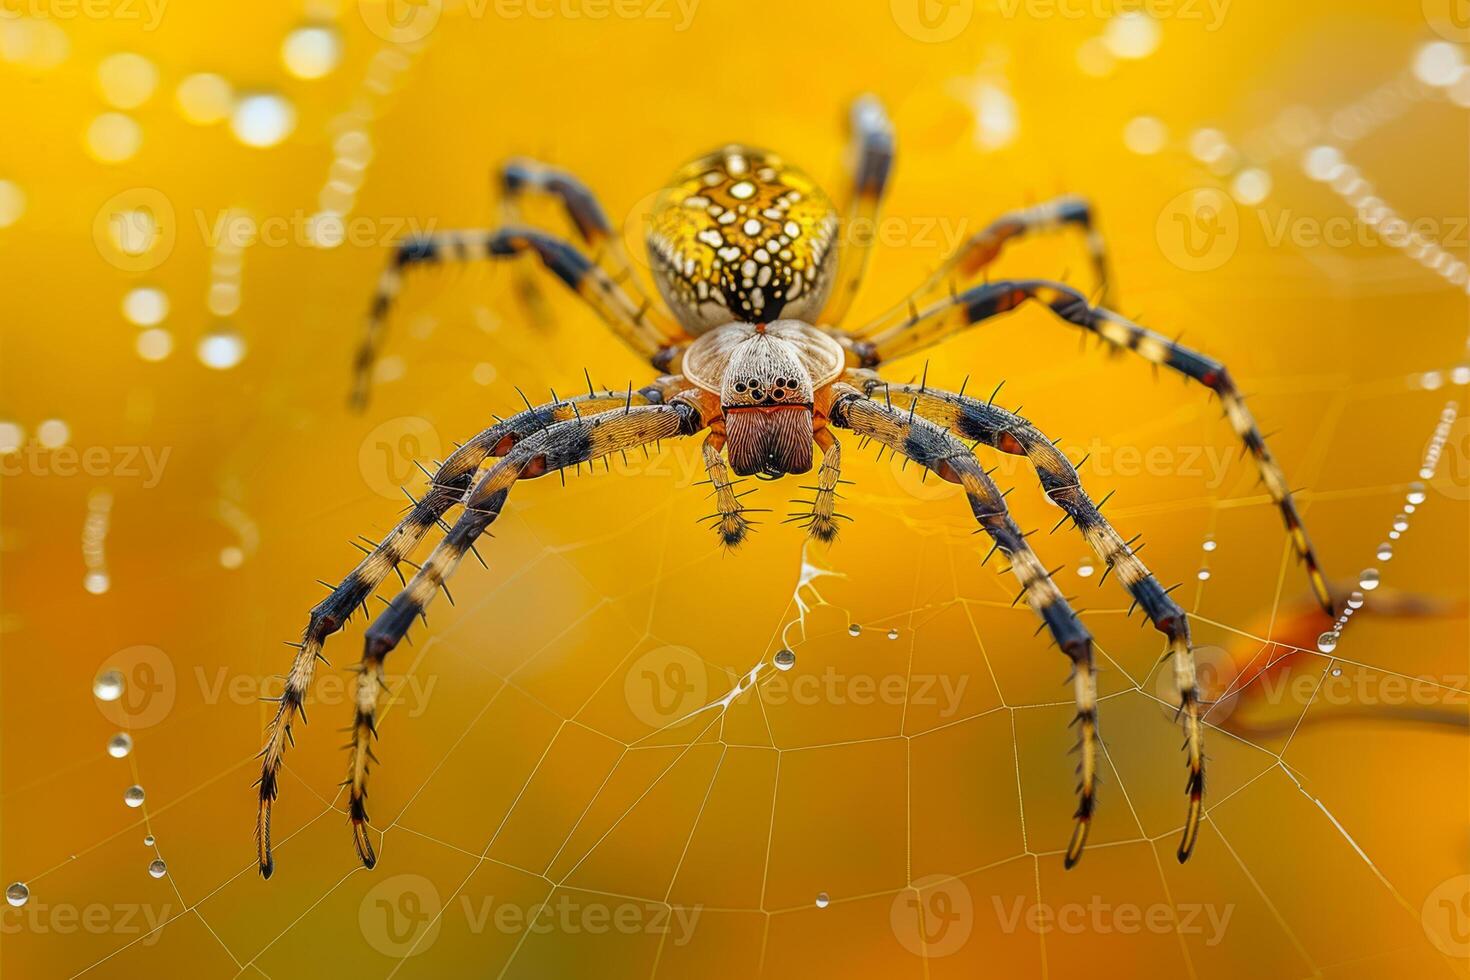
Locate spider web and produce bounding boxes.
[7,17,1470,980]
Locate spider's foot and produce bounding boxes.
[256,799,275,879]
[351,808,378,871]
[1064,814,1090,870]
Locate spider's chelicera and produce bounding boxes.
[256,96,1332,879]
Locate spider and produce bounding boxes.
[255,96,1332,879]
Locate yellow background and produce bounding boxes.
[1,0,1468,976]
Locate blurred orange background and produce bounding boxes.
[2,0,1469,976]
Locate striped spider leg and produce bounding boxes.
[351,226,687,410]
[845,279,1333,615]
[255,376,696,878]
[848,195,1113,340]
[819,94,897,327]
[343,394,710,869]
[497,158,670,330]
[824,383,1101,866]
[845,369,1206,862]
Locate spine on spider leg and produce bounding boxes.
[343,486,509,870]
[977,510,1099,871]
[253,455,484,879]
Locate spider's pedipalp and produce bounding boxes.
[352,227,684,410]
[699,428,754,547]
[857,278,1333,616]
[855,371,1207,863]
[827,383,1101,867]
[254,381,686,878]
[342,400,708,868]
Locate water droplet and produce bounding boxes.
[97,52,158,110]
[124,785,145,808]
[122,286,168,326]
[1347,590,1365,609]
[230,93,296,148]
[175,73,233,125]
[1201,535,1218,552]
[815,892,830,908]
[1391,514,1410,533]
[281,25,342,80]
[197,325,246,369]
[147,859,167,879]
[773,649,795,671]
[1316,630,1340,653]
[847,624,861,637]
[1358,569,1381,591]
[1077,561,1095,578]
[107,733,133,758]
[1197,568,1211,581]
[886,628,899,641]
[144,835,155,846]
[136,327,173,361]
[1407,482,1427,505]
[94,669,124,702]
[1376,543,1394,561]
[6,882,28,907]
[1330,667,1342,677]
[84,570,111,595]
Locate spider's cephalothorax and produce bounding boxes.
[646,146,839,334]
[268,97,1338,882]
[683,320,845,476]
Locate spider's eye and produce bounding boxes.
[773,377,786,387]
[772,388,785,399]
[734,382,746,393]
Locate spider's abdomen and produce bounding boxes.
[647,146,839,334]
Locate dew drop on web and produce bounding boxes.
[124,785,145,808]
[107,733,133,759]
[1316,631,1340,654]
[1358,568,1381,591]
[94,670,124,702]
[773,649,795,671]
[6,883,28,908]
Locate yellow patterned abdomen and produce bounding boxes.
[647,146,839,334]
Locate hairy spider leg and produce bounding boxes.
[345,400,707,869]
[850,371,1205,862]
[255,381,681,878]
[848,195,1113,339]
[498,158,676,335]
[819,95,897,328]
[352,228,684,409]
[827,385,1100,867]
[853,279,1333,615]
